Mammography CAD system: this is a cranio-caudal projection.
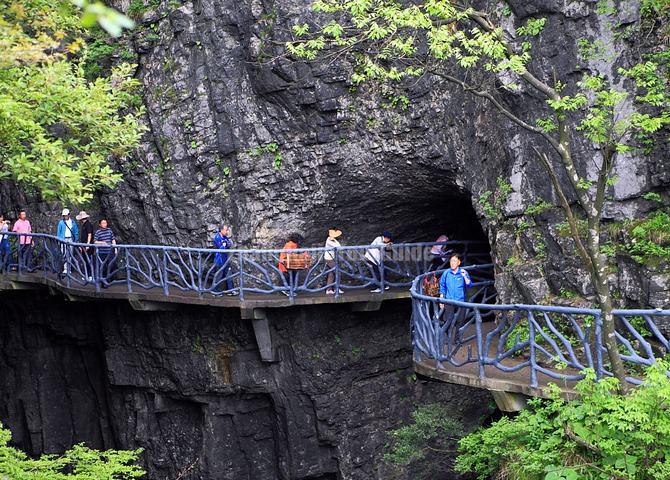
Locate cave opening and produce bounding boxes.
[395,191,489,246]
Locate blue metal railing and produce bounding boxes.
[411,266,670,387]
[0,232,490,300]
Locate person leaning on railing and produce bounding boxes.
[365,231,393,293]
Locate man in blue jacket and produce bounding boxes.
[212,225,237,295]
[57,208,78,275]
[439,253,472,326]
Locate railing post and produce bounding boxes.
[17,236,23,276]
[197,252,203,297]
[66,241,71,288]
[42,238,48,280]
[380,246,385,292]
[125,249,132,293]
[94,247,101,292]
[528,310,538,387]
[334,247,341,298]
[594,313,604,380]
[162,250,169,296]
[475,308,485,379]
[238,252,245,301]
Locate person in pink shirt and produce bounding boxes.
[12,210,32,269]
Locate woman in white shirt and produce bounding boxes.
[324,228,344,295]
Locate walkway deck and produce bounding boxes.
[414,323,578,405]
[0,271,411,314]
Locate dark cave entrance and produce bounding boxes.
[393,190,489,245]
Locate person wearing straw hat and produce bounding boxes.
[56,208,78,275]
[324,227,344,295]
[77,211,94,282]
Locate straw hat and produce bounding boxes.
[75,211,90,221]
[328,228,343,239]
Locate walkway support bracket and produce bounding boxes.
[491,391,528,412]
[128,296,178,312]
[241,308,277,362]
[350,301,382,312]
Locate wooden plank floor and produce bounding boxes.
[0,271,411,310]
[415,322,580,399]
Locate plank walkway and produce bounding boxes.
[415,322,579,402]
[0,271,411,314]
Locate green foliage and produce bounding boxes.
[477,176,512,221]
[127,0,162,19]
[576,38,608,62]
[75,0,134,37]
[596,0,618,16]
[516,18,546,37]
[246,142,283,169]
[0,422,145,479]
[624,209,670,264]
[456,362,670,480]
[559,287,578,300]
[0,0,144,203]
[81,38,116,79]
[525,200,553,216]
[384,403,463,466]
[0,60,146,203]
[644,191,663,202]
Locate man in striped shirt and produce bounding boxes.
[94,219,116,287]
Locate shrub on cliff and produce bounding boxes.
[456,362,670,480]
[0,422,145,479]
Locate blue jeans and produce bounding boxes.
[0,240,10,269]
[214,264,234,293]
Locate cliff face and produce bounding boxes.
[3,0,666,303]
[0,0,664,305]
[0,293,490,479]
[0,0,669,477]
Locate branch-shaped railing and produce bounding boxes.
[411,267,670,387]
[0,232,490,301]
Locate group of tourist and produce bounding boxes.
[0,210,471,303]
[0,210,118,284]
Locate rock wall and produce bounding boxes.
[1,0,667,305]
[0,291,491,479]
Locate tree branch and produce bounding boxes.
[429,69,564,155]
[533,147,594,273]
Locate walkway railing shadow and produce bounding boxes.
[411,267,670,388]
[0,232,490,301]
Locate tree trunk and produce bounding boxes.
[588,233,629,393]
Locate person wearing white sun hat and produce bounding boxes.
[56,208,78,275]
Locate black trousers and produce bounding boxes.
[367,260,384,286]
[444,305,466,327]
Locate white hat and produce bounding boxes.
[62,208,70,216]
